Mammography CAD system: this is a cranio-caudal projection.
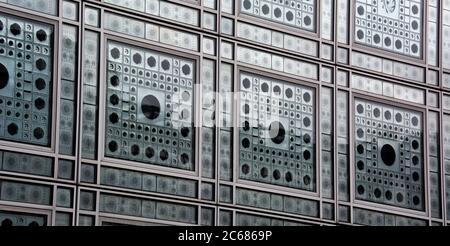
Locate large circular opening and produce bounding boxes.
[381,144,396,166]
[268,121,285,144]
[0,63,9,89]
[141,95,161,120]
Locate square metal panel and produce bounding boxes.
[240,0,316,32]
[0,13,53,146]
[105,40,196,171]
[354,0,423,58]
[239,71,316,191]
[354,98,425,211]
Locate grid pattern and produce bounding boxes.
[105,41,195,170]
[240,0,316,32]
[0,0,449,227]
[0,14,53,146]
[239,71,315,191]
[354,0,423,58]
[354,98,424,210]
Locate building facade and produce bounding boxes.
[0,0,449,226]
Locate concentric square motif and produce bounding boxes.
[354,98,424,211]
[239,71,315,191]
[0,14,53,146]
[240,0,316,32]
[105,41,195,171]
[354,0,422,58]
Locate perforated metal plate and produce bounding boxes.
[354,0,423,58]
[354,98,424,211]
[240,0,316,32]
[0,210,47,226]
[0,14,53,146]
[105,41,195,171]
[239,71,315,191]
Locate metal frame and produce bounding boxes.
[0,0,448,226]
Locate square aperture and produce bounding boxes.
[239,71,316,191]
[105,41,196,171]
[240,0,316,32]
[354,0,423,58]
[0,14,53,146]
[354,98,425,211]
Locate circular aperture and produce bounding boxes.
[0,63,9,89]
[262,4,270,15]
[7,123,18,135]
[385,190,393,200]
[273,170,281,180]
[413,196,420,206]
[133,53,142,64]
[110,75,120,87]
[182,64,191,76]
[36,59,47,71]
[357,144,365,154]
[260,167,268,178]
[357,185,365,195]
[381,144,396,166]
[10,23,21,36]
[411,116,419,126]
[357,160,364,171]
[241,164,250,174]
[384,111,392,120]
[243,0,252,10]
[285,172,293,182]
[268,121,285,144]
[36,29,47,42]
[161,60,170,70]
[145,147,155,158]
[304,16,312,26]
[412,155,419,166]
[109,94,119,105]
[141,95,161,120]
[242,78,251,89]
[412,140,419,150]
[303,92,311,103]
[412,172,420,182]
[285,88,293,98]
[303,150,311,161]
[374,188,381,198]
[131,144,140,156]
[147,57,156,67]
[1,219,13,226]
[34,98,46,110]
[109,113,119,124]
[181,127,190,138]
[303,133,311,144]
[273,85,281,96]
[357,128,364,138]
[33,127,44,139]
[396,192,404,202]
[303,175,311,185]
[180,153,189,164]
[357,104,364,114]
[261,83,269,92]
[110,48,120,59]
[35,78,46,90]
[241,138,250,148]
[159,149,169,161]
[373,108,381,117]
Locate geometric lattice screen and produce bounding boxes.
[240,0,317,32]
[0,14,53,146]
[105,41,195,171]
[354,0,423,58]
[354,98,424,211]
[239,71,316,191]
